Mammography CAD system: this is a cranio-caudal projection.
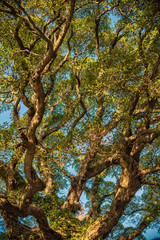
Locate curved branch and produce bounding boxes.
[118,214,156,240]
[1,0,18,16]
[53,0,75,52]
[28,204,64,240]
[109,27,125,53]
[0,97,13,103]
[7,144,26,192]
[141,166,160,176]
[150,54,160,80]
[118,1,135,18]
[95,2,120,57]
[14,0,53,47]
[45,29,73,100]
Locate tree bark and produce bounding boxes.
[82,157,142,240]
[1,211,40,240]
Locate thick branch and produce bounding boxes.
[14,21,25,50]
[62,152,119,212]
[81,156,141,240]
[28,204,64,240]
[85,176,114,220]
[95,3,120,57]
[109,27,124,53]
[1,211,40,240]
[69,71,87,132]
[141,166,160,176]
[150,54,160,80]
[53,0,75,52]
[0,193,24,217]
[138,27,152,69]
[1,0,18,16]
[45,29,73,100]
[7,144,26,192]
[118,1,135,18]
[14,0,53,46]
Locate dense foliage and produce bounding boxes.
[0,0,160,239]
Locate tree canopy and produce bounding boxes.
[0,0,160,239]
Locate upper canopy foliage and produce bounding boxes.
[0,0,160,239]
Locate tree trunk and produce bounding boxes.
[82,157,141,240]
